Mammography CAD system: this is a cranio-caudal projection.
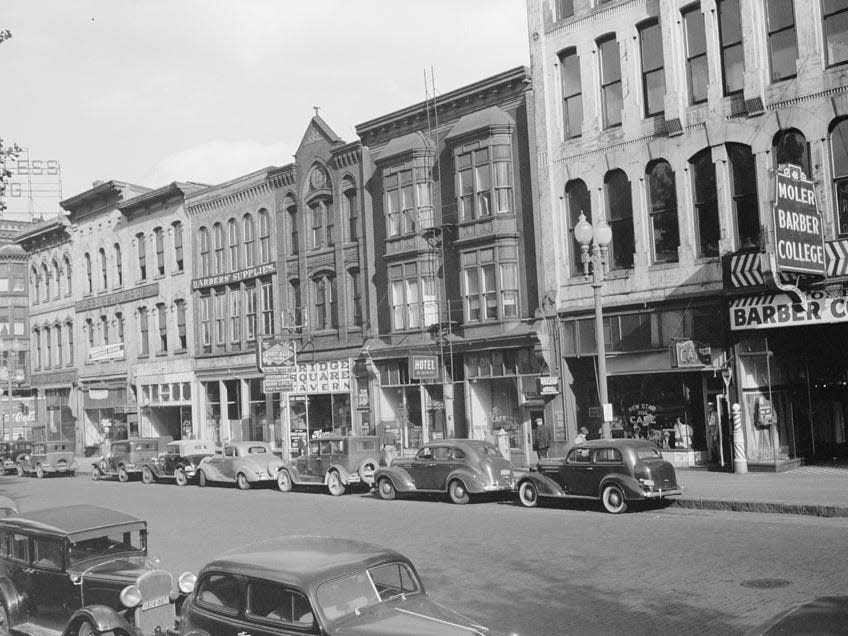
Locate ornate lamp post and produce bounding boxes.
[573,213,613,439]
[0,338,27,441]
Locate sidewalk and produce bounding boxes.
[72,456,848,517]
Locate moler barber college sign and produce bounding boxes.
[772,164,825,276]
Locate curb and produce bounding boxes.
[673,498,848,518]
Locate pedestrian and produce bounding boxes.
[534,417,551,458]
[674,416,692,449]
[574,426,588,444]
[706,403,719,461]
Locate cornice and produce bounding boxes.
[185,167,292,216]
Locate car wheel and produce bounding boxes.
[141,467,154,484]
[197,470,207,487]
[518,481,539,508]
[327,471,345,496]
[377,477,396,501]
[16,464,23,477]
[0,602,10,636]
[117,466,129,483]
[277,469,293,492]
[91,465,101,481]
[602,484,628,514]
[448,479,470,505]
[36,465,45,479]
[236,472,251,490]
[175,467,188,487]
[74,619,96,636]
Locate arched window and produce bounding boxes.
[63,256,72,296]
[65,321,74,363]
[31,267,40,304]
[52,261,61,299]
[42,263,50,301]
[172,221,184,272]
[348,268,362,326]
[99,247,108,290]
[690,148,719,257]
[727,144,760,247]
[309,199,333,249]
[312,273,337,330]
[646,160,679,263]
[154,227,165,276]
[33,328,41,370]
[605,169,634,269]
[227,219,240,270]
[213,223,225,274]
[136,233,147,280]
[85,253,93,294]
[773,129,810,177]
[831,119,848,235]
[342,178,359,242]
[199,227,210,277]
[566,179,592,273]
[114,243,123,287]
[258,209,270,263]
[54,324,63,367]
[243,213,255,268]
[286,196,299,255]
[288,279,302,329]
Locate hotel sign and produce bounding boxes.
[730,289,848,330]
[191,263,276,290]
[75,283,158,313]
[409,355,439,381]
[772,164,825,276]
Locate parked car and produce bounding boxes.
[141,439,219,486]
[745,595,848,635]
[16,440,76,478]
[0,504,195,634]
[373,439,516,505]
[0,495,18,518]
[276,434,380,496]
[177,536,494,635]
[0,440,32,474]
[516,439,682,513]
[195,441,284,490]
[91,437,165,482]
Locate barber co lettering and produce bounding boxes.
[730,290,848,330]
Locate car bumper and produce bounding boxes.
[642,488,682,498]
[41,464,76,473]
[482,482,515,492]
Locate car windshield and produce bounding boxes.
[67,528,146,564]
[316,562,421,623]
[636,447,663,460]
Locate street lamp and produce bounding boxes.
[573,212,613,439]
[0,338,27,442]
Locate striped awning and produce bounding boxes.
[728,237,848,288]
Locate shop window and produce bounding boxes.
[690,148,719,257]
[173,221,184,272]
[261,280,274,336]
[773,129,811,177]
[683,4,708,104]
[389,262,437,331]
[136,233,147,281]
[199,227,210,277]
[258,208,271,263]
[728,144,761,248]
[717,0,744,95]
[213,224,225,274]
[823,0,848,67]
[175,300,187,350]
[767,0,798,81]
[831,118,848,235]
[647,160,679,263]
[598,35,622,128]
[114,244,122,286]
[84,253,92,294]
[243,214,255,268]
[138,308,149,355]
[227,219,240,270]
[605,169,634,269]
[638,20,665,117]
[559,47,582,138]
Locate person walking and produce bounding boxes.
[534,417,551,458]
[706,403,719,462]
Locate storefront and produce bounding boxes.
[138,378,193,440]
[29,370,78,445]
[286,359,354,455]
[198,373,281,445]
[78,380,135,447]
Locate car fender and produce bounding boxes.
[276,461,303,484]
[373,466,416,492]
[64,604,135,635]
[197,457,224,480]
[142,461,163,478]
[518,471,568,498]
[598,474,644,499]
[324,463,357,485]
[0,576,27,624]
[445,468,489,493]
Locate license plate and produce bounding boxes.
[141,595,169,611]
[500,469,511,477]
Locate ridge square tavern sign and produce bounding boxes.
[772,163,825,276]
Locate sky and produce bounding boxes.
[0,0,530,221]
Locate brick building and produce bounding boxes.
[528,0,848,467]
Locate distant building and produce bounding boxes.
[528,0,848,466]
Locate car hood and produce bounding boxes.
[69,554,155,583]
[332,595,490,636]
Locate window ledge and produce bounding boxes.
[137,354,150,360]
[174,348,188,355]
[154,274,165,281]
[647,261,681,271]
[155,351,168,357]
[172,269,184,277]
[136,280,148,286]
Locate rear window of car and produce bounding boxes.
[248,446,268,454]
[432,447,451,460]
[246,580,315,628]
[594,448,623,464]
[355,440,376,452]
[48,444,69,452]
[135,443,157,451]
[636,447,663,460]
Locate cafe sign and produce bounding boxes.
[730,289,848,330]
[771,164,825,277]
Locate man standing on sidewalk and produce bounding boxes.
[706,403,719,462]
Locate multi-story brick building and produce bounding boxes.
[1,219,34,440]
[528,0,848,467]
[14,217,75,442]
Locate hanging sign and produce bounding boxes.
[771,164,825,276]
[409,355,439,381]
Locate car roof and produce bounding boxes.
[577,439,656,449]
[423,439,489,451]
[228,440,271,448]
[0,505,144,539]
[309,435,379,442]
[168,440,216,451]
[204,536,410,590]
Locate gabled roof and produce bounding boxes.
[297,115,344,153]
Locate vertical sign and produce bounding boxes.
[772,164,825,276]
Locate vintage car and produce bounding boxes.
[0,440,32,474]
[195,441,284,490]
[141,439,219,486]
[276,435,380,496]
[0,496,18,518]
[516,439,682,513]
[373,439,516,505]
[177,536,494,635]
[91,437,165,482]
[0,504,195,635]
[16,440,76,478]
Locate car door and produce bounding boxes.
[421,446,453,490]
[202,447,229,481]
[29,536,76,627]
[244,578,320,635]
[219,446,237,481]
[560,447,596,496]
[591,447,626,494]
[404,446,433,488]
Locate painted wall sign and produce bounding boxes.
[771,164,825,276]
[409,355,439,381]
[729,289,848,330]
[75,283,158,313]
[275,359,352,395]
[191,262,276,290]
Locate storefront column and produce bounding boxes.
[219,380,229,442]
[444,380,455,438]
[192,379,204,440]
[419,384,428,445]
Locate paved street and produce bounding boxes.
[2,474,847,635]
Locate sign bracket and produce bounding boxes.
[763,253,805,303]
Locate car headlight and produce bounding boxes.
[120,585,142,608]
[178,571,197,594]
